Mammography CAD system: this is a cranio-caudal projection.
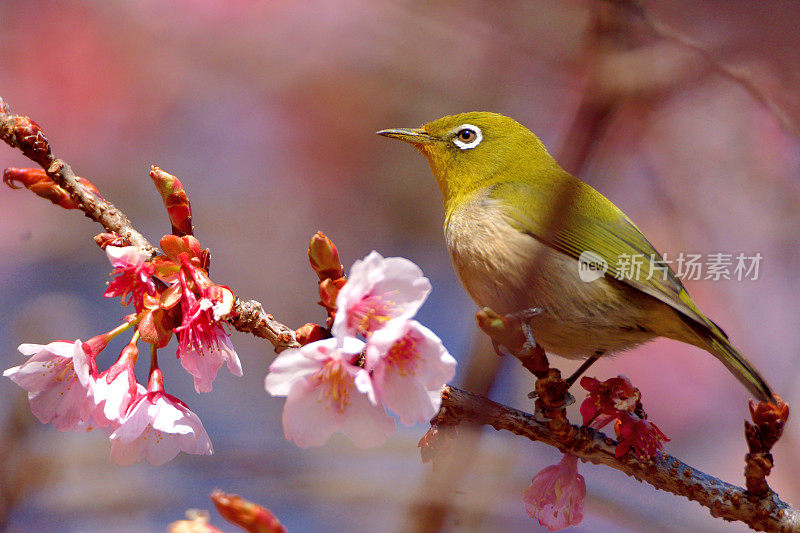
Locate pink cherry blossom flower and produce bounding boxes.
[103,246,156,310]
[332,251,431,338]
[74,340,140,427]
[579,375,641,430]
[4,340,97,431]
[265,337,395,449]
[523,454,586,531]
[366,320,456,425]
[174,268,241,392]
[109,369,212,465]
[614,414,670,460]
[180,336,241,393]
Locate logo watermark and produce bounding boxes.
[577,251,763,283]
[577,251,608,282]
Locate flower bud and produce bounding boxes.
[295,323,328,346]
[318,277,346,311]
[94,232,132,249]
[3,167,88,209]
[210,491,287,533]
[150,166,193,237]
[308,231,343,281]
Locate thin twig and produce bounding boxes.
[0,99,156,254]
[605,0,800,139]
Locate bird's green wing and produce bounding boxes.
[494,178,711,328]
[492,177,778,401]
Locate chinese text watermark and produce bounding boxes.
[577,252,763,282]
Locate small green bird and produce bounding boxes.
[378,112,774,402]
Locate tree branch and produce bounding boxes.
[0,97,298,352]
[438,385,800,532]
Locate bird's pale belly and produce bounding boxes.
[445,196,671,359]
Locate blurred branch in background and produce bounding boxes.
[604,0,800,139]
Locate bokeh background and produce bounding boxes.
[1,1,799,531]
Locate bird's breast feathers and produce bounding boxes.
[444,190,670,357]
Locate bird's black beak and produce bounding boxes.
[376,127,435,145]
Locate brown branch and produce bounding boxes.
[438,385,800,532]
[0,98,156,254]
[0,97,297,353]
[2,95,797,530]
[228,298,299,352]
[604,0,800,139]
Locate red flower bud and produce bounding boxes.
[94,232,133,249]
[318,277,346,311]
[4,167,101,210]
[210,491,287,533]
[295,323,328,345]
[10,116,52,167]
[150,166,193,237]
[308,231,344,281]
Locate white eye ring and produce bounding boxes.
[451,124,482,150]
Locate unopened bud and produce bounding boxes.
[210,491,287,533]
[318,277,346,311]
[295,323,328,345]
[94,232,133,249]
[12,116,52,167]
[308,231,343,281]
[475,307,526,353]
[150,166,193,237]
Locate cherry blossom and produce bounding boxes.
[174,267,241,392]
[579,375,641,430]
[4,340,96,431]
[74,339,140,427]
[109,368,212,465]
[103,245,156,310]
[332,251,431,338]
[366,320,456,425]
[265,337,395,449]
[614,414,670,459]
[580,375,669,459]
[523,454,586,531]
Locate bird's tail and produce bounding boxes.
[685,319,774,403]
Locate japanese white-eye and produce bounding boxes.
[378,112,773,402]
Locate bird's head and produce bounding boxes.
[378,112,558,208]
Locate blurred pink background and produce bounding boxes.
[1,1,799,531]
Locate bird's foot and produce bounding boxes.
[528,388,576,408]
[505,306,544,352]
[527,354,601,401]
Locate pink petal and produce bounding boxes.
[110,397,152,443]
[4,341,80,391]
[265,348,325,397]
[281,378,344,448]
[94,370,135,425]
[340,389,395,449]
[105,245,148,269]
[332,251,431,337]
[379,371,440,426]
[180,347,224,393]
[110,434,147,466]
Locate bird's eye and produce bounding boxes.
[451,124,482,150]
[458,129,476,142]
